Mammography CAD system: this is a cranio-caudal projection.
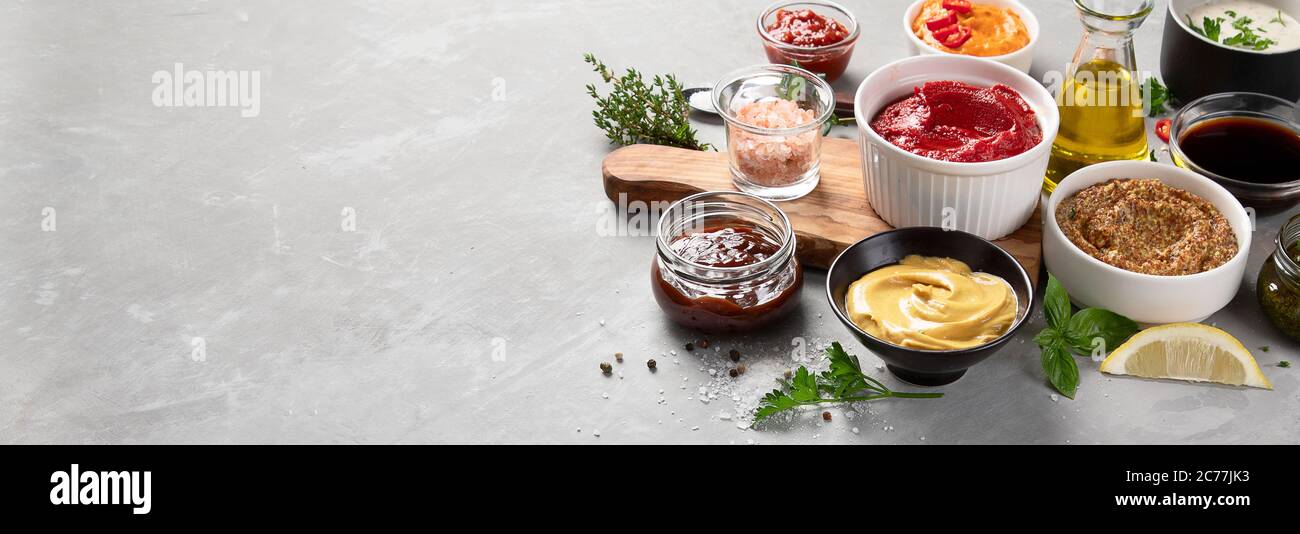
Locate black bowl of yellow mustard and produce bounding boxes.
[825,227,1034,386]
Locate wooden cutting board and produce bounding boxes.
[601,138,1042,284]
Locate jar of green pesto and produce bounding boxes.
[1259,214,1300,341]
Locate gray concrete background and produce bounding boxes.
[1,0,1295,444]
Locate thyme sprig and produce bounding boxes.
[583,53,712,151]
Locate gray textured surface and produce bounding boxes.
[1,0,1296,444]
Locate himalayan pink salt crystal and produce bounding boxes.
[729,99,820,187]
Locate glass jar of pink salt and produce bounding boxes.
[712,64,834,201]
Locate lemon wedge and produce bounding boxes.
[1099,323,1272,389]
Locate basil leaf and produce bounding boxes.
[1033,328,1061,348]
[1063,308,1139,356]
[1044,274,1071,330]
[1041,343,1078,399]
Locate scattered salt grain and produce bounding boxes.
[1050,394,1059,402]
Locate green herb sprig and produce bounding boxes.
[752,342,941,425]
[776,60,853,136]
[584,53,712,151]
[1034,275,1139,398]
[1187,13,1278,50]
[1188,15,1225,41]
[1141,77,1173,118]
[1223,15,1278,50]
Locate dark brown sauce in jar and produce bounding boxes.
[652,211,802,333]
[1179,117,1300,185]
[668,226,781,267]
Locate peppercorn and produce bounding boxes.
[737,364,747,375]
[647,359,657,370]
[728,368,738,378]
[614,352,624,363]
[599,362,612,374]
[698,339,709,349]
[684,342,694,351]
[783,369,793,379]
[729,349,741,362]
[822,411,832,422]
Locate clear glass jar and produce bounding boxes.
[652,191,803,333]
[1043,0,1153,193]
[1168,92,1300,208]
[756,1,860,83]
[713,64,834,201]
[1258,213,1300,341]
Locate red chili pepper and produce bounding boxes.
[1155,118,1171,143]
[932,23,961,41]
[940,25,972,48]
[925,12,958,31]
[943,0,973,14]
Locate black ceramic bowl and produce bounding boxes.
[825,227,1034,386]
[1161,0,1300,104]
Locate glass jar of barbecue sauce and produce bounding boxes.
[652,191,803,333]
[1258,213,1300,341]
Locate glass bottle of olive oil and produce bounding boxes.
[1044,0,1155,193]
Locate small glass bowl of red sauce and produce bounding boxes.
[652,192,803,333]
[757,1,860,82]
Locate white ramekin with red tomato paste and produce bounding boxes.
[853,55,1058,240]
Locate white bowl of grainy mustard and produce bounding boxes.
[1044,161,1251,325]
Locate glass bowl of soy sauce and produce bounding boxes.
[1169,92,1300,209]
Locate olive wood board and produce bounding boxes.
[601,138,1042,285]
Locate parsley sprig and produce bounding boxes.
[1188,15,1225,41]
[752,342,941,425]
[584,53,712,151]
[1141,77,1173,118]
[1187,12,1278,50]
[1034,275,1139,398]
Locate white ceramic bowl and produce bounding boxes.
[902,0,1039,73]
[1043,161,1252,325]
[853,54,1058,240]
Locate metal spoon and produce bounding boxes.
[681,83,856,118]
[681,84,718,115]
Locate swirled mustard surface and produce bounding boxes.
[845,255,1016,350]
